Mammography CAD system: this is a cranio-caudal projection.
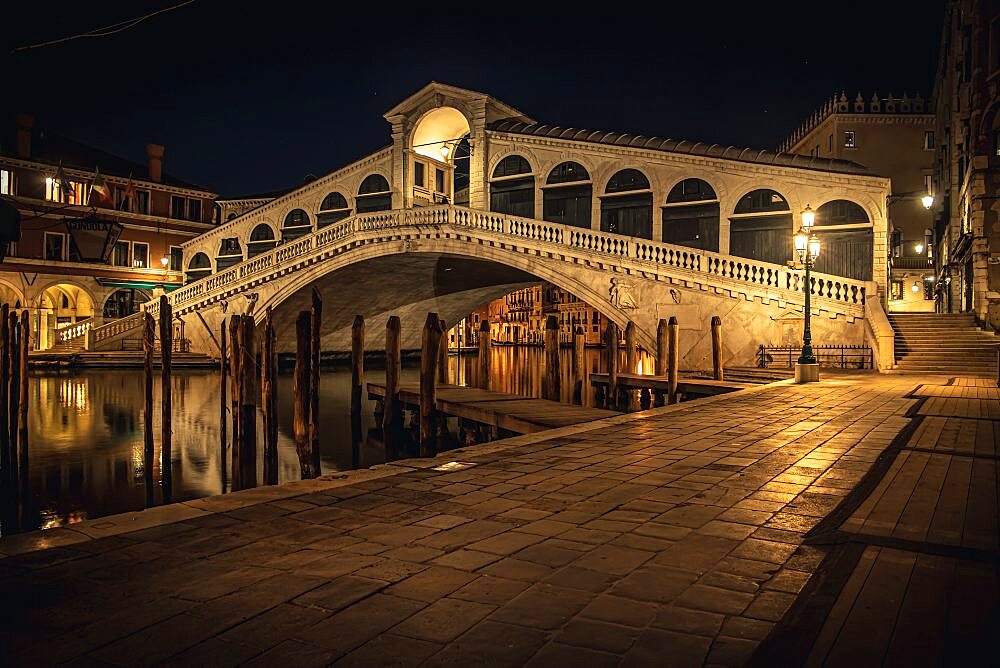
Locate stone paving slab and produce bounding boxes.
[1,372,993,666]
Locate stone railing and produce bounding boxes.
[863,296,895,370]
[87,311,145,350]
[55,318,92,344]
[166,205,872,319]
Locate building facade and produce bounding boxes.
[931,0,1000,328]
[780,92,937,312]
[0,114,217,349]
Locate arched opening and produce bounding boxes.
[356,174,392,213]
[0,283,23,309]
[730,189,793,265]
[813,200,873,280]
[186,252,212,283]
[247,224,277,258]
[489,155,534,218]
[317,192,351,228]
[37,283,95,349]
[102,288,152,319]
[543,162,591,229]
[282,208,312,241]
[216,237,244,271]
[601,169,653,239]
[662,178,720,252]
[410,107,471,207]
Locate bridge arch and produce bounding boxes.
[409,106,473,160]
[0,278,24,308]
[601,168,654,239]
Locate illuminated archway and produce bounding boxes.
[411,107,471,160]
[410,107,471,206]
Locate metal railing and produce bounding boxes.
[757,344,874,369]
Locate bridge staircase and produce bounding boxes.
[888,313,999,376]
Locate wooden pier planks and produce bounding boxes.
[367,382,618,435]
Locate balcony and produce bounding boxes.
[892,256,933,270]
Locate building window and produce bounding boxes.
[924,175,933,196]
[924,131,935,150]
[220,237,241,255]
[135,190,150,215]
[414,162,425,188]
[44,232,66,261]
[171,196,186,219]
[890,280,904,301]
[112,241,130,267]
[0,169,12,195]
[132,242,149,268]
[843,131,856,148]
[827,134,833,152]
[435,168,445,193]
[169,246,183,272]
[188,199,202,222]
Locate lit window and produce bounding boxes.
[44,232,66,261]
[132,242,149,268]
[890,280,904,300]
[844,131,856,148]
[0,169,12,195]
[924,131,935,150]
[45,178,61,202]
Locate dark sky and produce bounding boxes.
[2,1,945,197]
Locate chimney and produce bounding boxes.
[146,143,164,183]
[15,114,34,158]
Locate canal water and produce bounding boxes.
[16,348,652,534]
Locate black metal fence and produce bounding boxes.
[757,344,874,369]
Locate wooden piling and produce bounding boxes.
[478,320,491,390]
[711,315,723,381]
[142,312,155,507]
[229,315,241,487]
[605,320,619,410]
[383,316,402,461]
[351,315,365,465]
[262,308,278,485]
[668,316,679,405]
[572,326,586,406]
[293,311,314,478]
[7,313,17,474]
[0,303,8,488]
[238,315,257,489]
[625,321,638,372]
[656,319,668,375]
[437,318,448,384]
[17,311,29,511]
[419,313,443,458]
[544,315,560,401]
[158,296,173,503]
[309,288,322,477]
[219,318,228,492]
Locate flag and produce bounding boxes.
[88,168,114,209]
[54,161,73,201]
[119,175,136,211]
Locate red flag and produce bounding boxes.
[88,168,114,209]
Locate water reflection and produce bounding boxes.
[17,347,650,533]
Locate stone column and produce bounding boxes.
[467,104,488,210]
[388,116,407,210]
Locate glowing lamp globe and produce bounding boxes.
[801,204,815,229]
[921,194,934,209]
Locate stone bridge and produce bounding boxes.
[151,205,884,370]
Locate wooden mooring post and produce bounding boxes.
[351,315,365,467]
[625,321,638,411]
[238,315,257,489]
[544,315,560,401]
[604,320,619,410]
[17,310,28,522]
[262,308,278,486]
[478,320,491,390]
[229,315,241,487]
[419,313,443,458]
[293,311,316,479]
[383,316,402,461]
[711,315,724,381]
[437,318,448,385]
[159,296,173,503]
[143,312,156,507]
[309,288,322,477]
[219,318,228,492]
[668,316,680,405]
[0,304,8,500]
[572,326,585,406]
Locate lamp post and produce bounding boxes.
[795,204,821,383]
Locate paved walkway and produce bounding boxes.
[1,373,997,666]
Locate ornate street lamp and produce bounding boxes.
[794,204,821,383]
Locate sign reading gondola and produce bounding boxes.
[66,216,123,263]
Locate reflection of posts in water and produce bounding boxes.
[219,318,228,492]
[572,326,585,406]
[309,288,322,478]
[478,320,491,390]
[293,311,316,479]
[351,315,365,469]
[261,309,278,486]
[159,295,173,503]
[604,320,619,410]
[143,312,156,508]
[420,313,443,458]
[238,315,258,489]
[544,315,560,401]
[383,316,402,461]
[229,316,241,487]
[711,315,724,382]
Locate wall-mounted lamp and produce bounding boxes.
[914,242,925,255]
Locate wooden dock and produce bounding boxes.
[590,372,759,397]
[367,382,618,434]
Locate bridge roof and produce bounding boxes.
[487,120,874,176]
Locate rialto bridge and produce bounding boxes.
[107,82,896,369]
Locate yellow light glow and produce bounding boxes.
[801,204,815,229]
[161,256,170,267]
[911,282,921,292]
[914,243,925,255]
[794,230,808,253]
[808,235,820,259]
[921,194,934,209]
[440,144,450,158]
[412,106,470,160]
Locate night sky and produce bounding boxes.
[2,1,945,197]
